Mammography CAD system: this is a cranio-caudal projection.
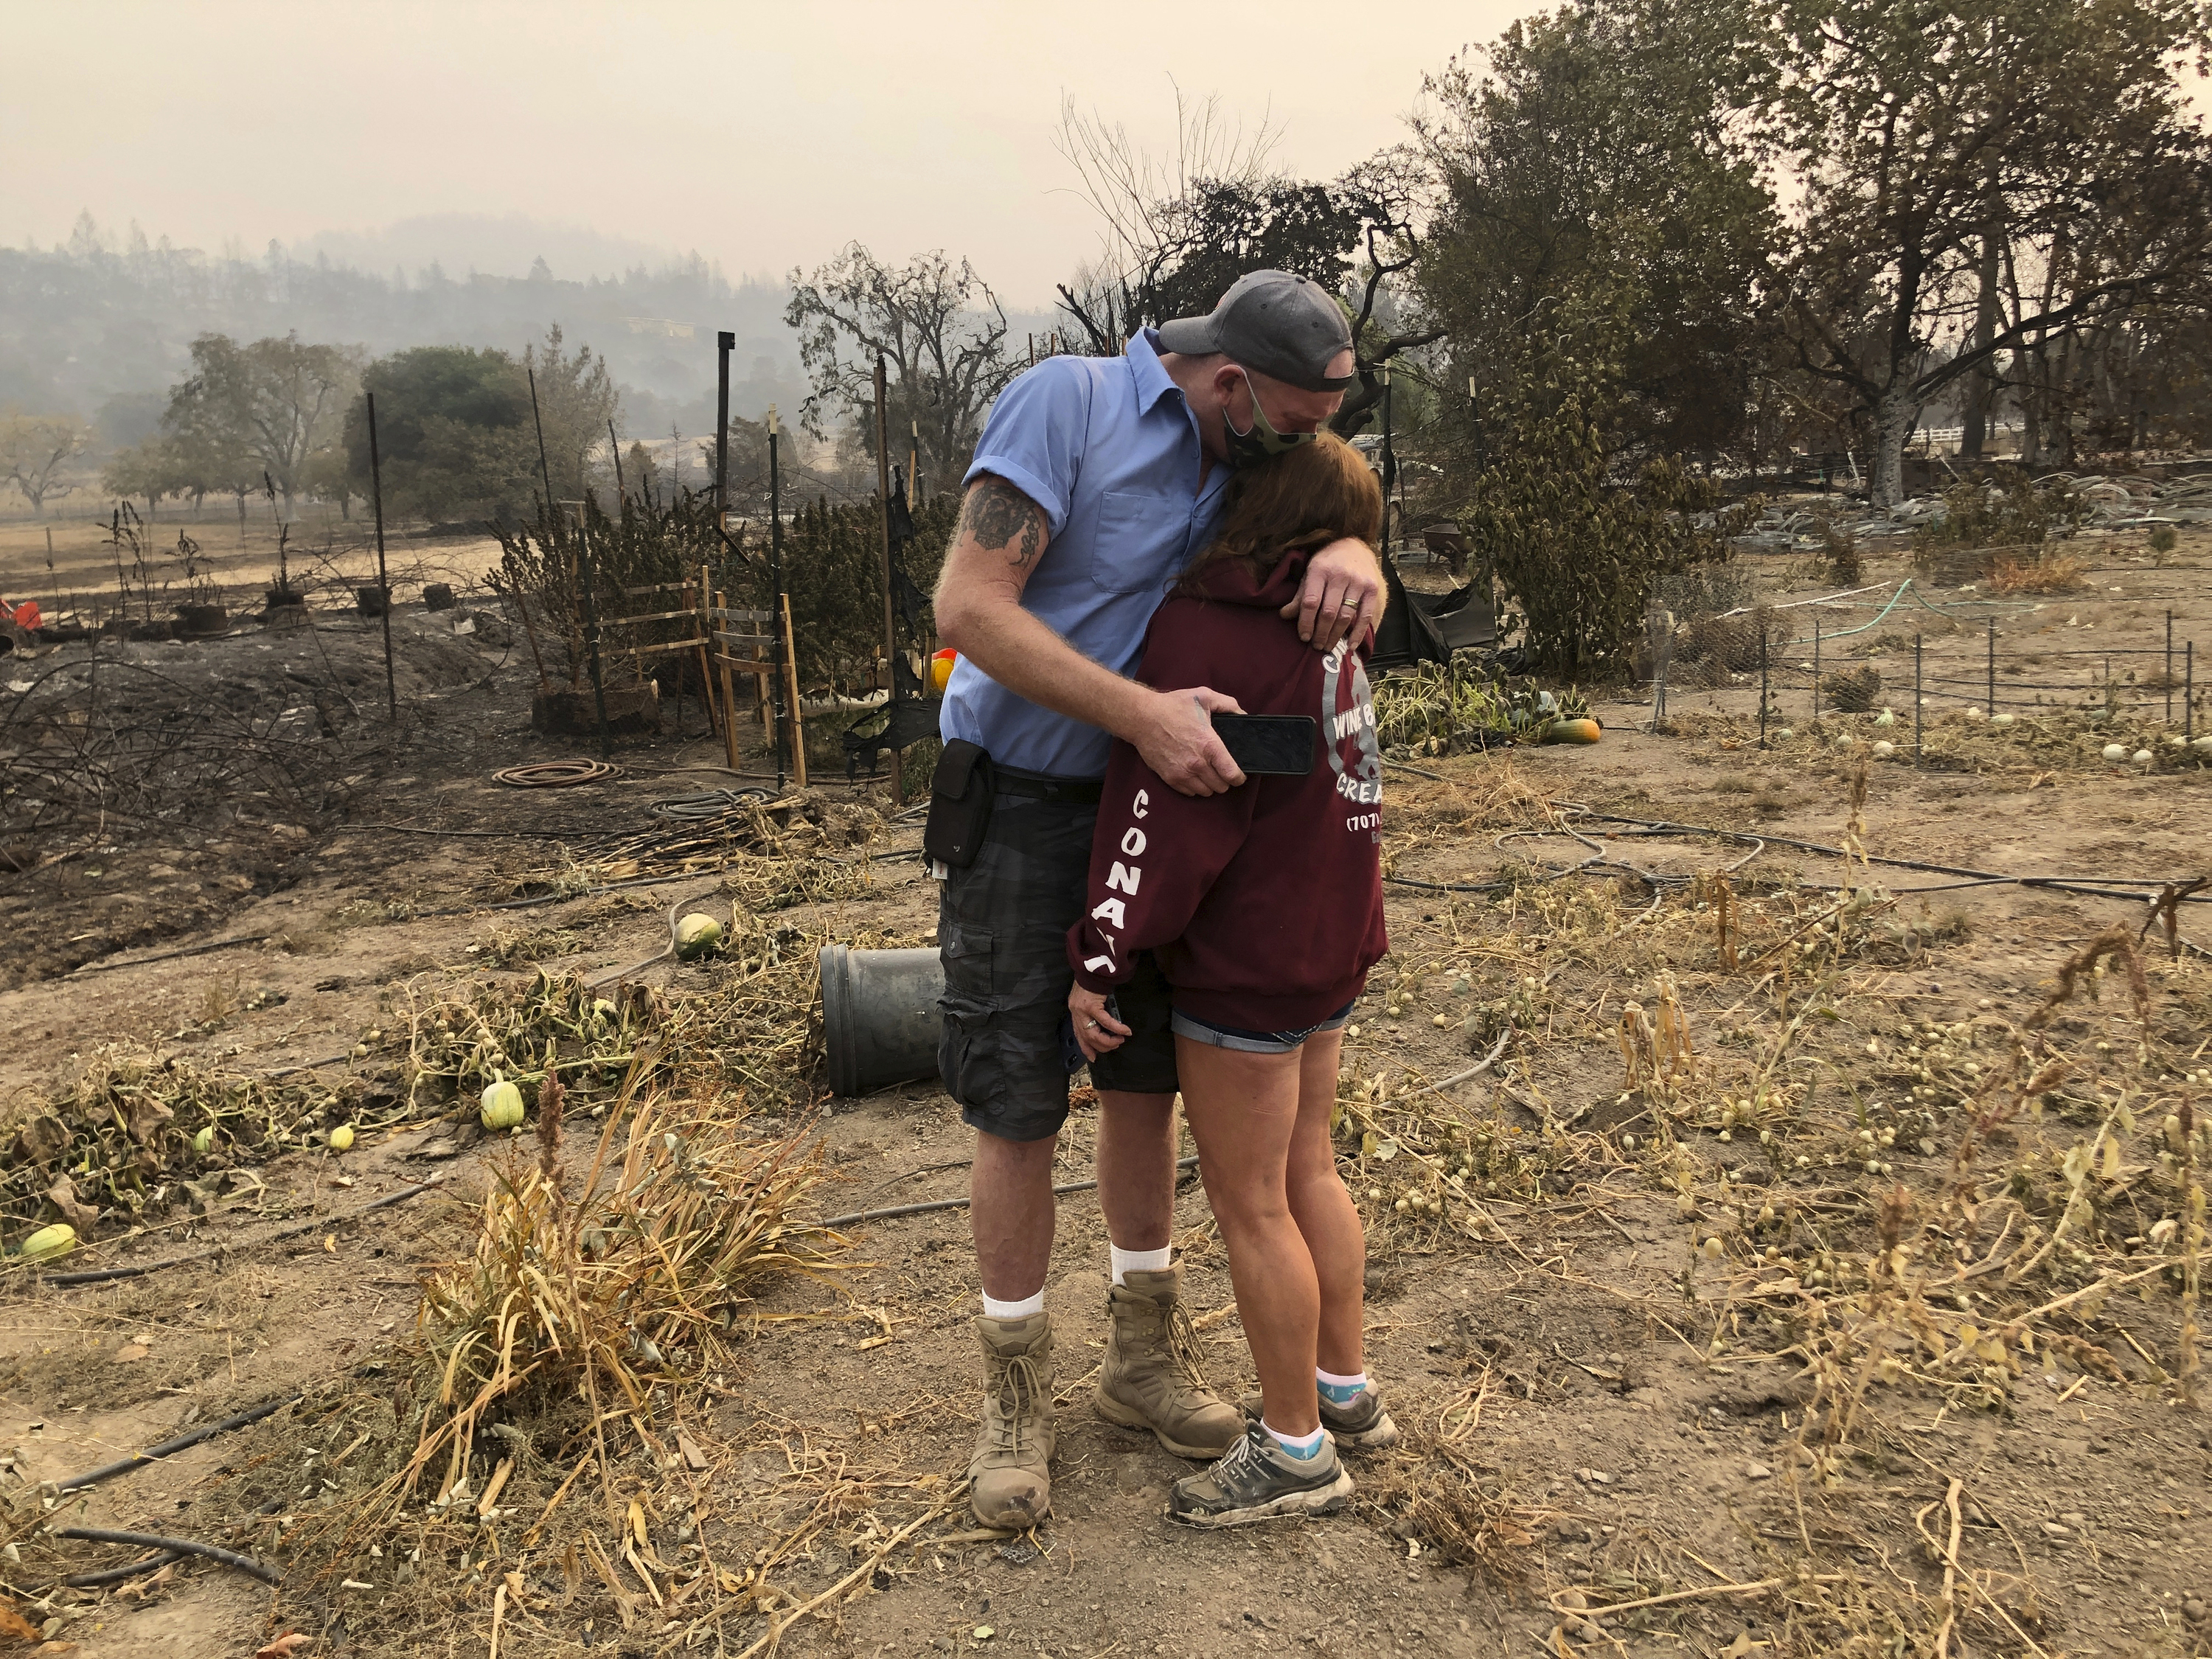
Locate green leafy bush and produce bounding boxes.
[1913,473,2083,555]
[1463,383,1747,673]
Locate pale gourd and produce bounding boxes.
[481,1078,527,1132]
[2101,743,2128,763]
[329,1124,355,1152]
[675,914,723,961]
[19,1223,75,1262]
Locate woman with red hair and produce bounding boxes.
[1068,431,1397,1527]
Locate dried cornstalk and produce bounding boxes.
[1840,759,1871,894]
[2028,923,2152,1029]
[2138,878,2209,962]
[2183,1099,2202,1405]
[1698,871,1739,971]
[1618,1001,1660,1093]
[1654,972,1695,1081]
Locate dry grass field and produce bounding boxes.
[1,512,2208,1659]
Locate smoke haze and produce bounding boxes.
[12,1,1528,303]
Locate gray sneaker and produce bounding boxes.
[1168,1425,1354,1528]
[1239,1381,1400,1450]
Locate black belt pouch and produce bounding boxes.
[924,739,995,869]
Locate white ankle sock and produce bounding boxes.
[1109,1245,1172,1287]
[981,1289,1046,1321]
[1317,1367,1369,1404]
[1264,1420,1327,1460]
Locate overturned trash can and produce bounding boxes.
[820,944,943,1097]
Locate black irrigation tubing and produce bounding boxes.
[36,1177,445,1289]
[1918,675,2180,693]
[50,1526,280,1587]
[583,883,726,990]
[1571,811,2211,906]
[821,1155,1203,1231]
[352,822,573,839]
[54,1393,303,1492]
[257,869,703,946]
[1997,645,2173,657]
[647,787,779,821]
[1388,821,1767,896]
[1385,873,1513,893]
[486,872,720,911]
[636,764,785,780]
[265,1050,367,1079]
[69,933,276,977]
[59,1548,184,1588]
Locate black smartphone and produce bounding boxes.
[1059,995,1123,1074]
[1212,713,1317,777]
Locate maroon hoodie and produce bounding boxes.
[1065,549,1388,1032]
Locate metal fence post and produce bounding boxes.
[365,392,396,723]
[1914,633,1924,763]
[2168,611,2176,724]
[1759,627,1770,748]
[1986,617,1996,714]
[576,504,611,762]
[1812,616,1821,723]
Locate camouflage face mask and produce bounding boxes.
[1223,371,1320,467]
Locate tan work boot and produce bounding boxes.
[1094,1266,1244,1458]
[968,1312,1056,1528]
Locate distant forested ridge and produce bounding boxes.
[0,214,804,440]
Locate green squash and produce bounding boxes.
[480,1079,527,1132]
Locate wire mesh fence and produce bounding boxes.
[1646,577,2206,762]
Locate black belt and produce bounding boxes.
[993,767,1103,806]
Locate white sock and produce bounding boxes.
[1263,1419,1327,1460]
[1318,1367,1369,1405]
[1109,1244,1172,1287]
[981,1289,1046,1321]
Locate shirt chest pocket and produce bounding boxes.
[1089,489,1192,596]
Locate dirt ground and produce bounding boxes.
[2,513,2210,1659]
[0,508,503,619]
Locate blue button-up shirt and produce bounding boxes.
[942,329,1230,779]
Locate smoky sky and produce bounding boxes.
[10,0,1530,304]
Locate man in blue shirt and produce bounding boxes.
[928,271,1382,1526]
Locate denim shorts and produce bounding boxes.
[1170,998,1358,1056]
[937,791,1178,1142]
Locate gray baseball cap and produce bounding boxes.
[1156,269,1356,393]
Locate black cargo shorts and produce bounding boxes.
[937,788,1176,1142]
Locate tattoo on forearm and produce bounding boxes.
[961,477,1046,571]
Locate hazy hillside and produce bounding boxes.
[0,213,804,444]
